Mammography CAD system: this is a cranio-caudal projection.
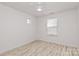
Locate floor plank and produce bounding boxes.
[0,40,79,56]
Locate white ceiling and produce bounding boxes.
[0,2,79,16]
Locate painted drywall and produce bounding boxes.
[0,3,79,54]
[77,7,79,44]
[0,4,37,53]
[77,8,79,37]
[38,8,79,48]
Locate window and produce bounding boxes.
[26,17,31,24]
[47,17,57,35]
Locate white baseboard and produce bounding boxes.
[0,39,36,54]
[39,39,79,48]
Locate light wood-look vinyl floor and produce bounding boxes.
[1,40,79,56]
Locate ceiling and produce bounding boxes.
[0,2,79,16]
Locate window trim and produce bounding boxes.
[47,17,58,36]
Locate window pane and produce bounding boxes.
[47,18,57,35]
[47,18,57,27]
[48,27,57,35]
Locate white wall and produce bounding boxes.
[77,7,79,38]
[38,8,79,48]
[0,3,79,54]
[0,4,37,53]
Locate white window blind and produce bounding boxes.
[47,18,57,35]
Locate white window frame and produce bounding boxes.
[47,17,57,35]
